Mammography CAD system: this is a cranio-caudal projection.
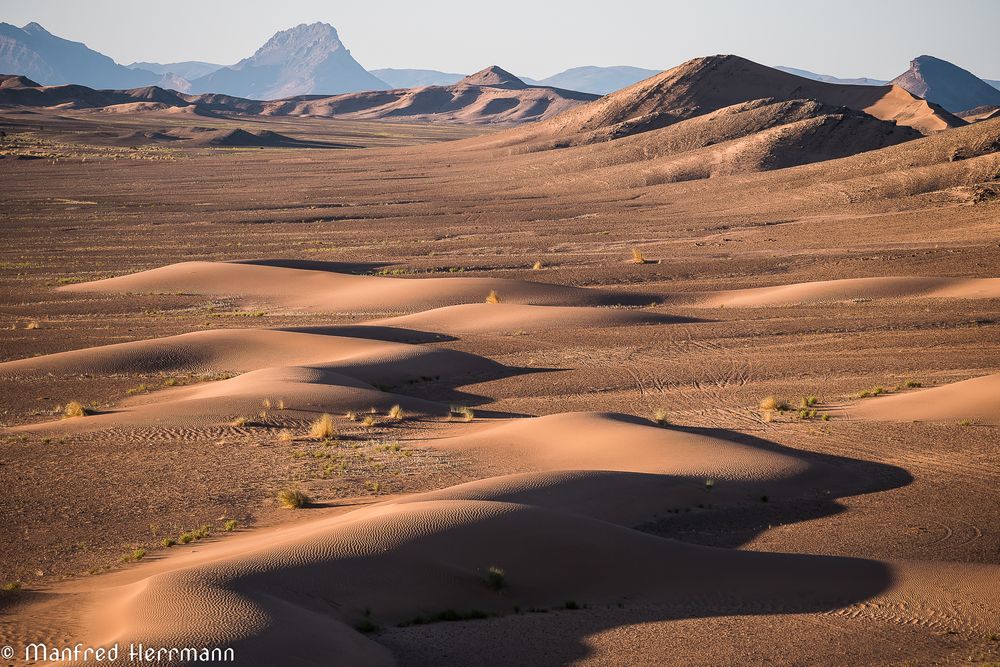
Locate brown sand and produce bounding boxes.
[1,84,999,666]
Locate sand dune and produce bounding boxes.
[431,412,813,479]
[3,328,510,432]
[0,328,496,378]
[60,260,643,312]
[672,276,1000,307]
[11,364,446,434]
[848,374,1000,425]
[6,405,997,663]
[48,497,895,667]
[369,303,682,334]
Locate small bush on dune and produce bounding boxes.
[161,537,175,548]
[223,519,237,531]
[229,416,248,427]
[450,405,475,422]
[388,404,404,421]
[630,248,647,264]
[309,413,337,439]
[760,396,791,413]
[652,409,670,425]
[63,401,93,418]
[345,410,358,422]
[362,414,378,428]
[486,290,501,304]
[123,547,145,562]
[904,380,921,388]
[532,261,543,270]
[858,386,886,399]
[278,488,310,509]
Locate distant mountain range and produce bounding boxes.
[370,68,465,88]
[0,22,171,89]
[520,66,662,94]
[366,66,663,95]
[773,66,888,86]
[0,65,598,124]
[127,61,223,81]
[2,20,999,109]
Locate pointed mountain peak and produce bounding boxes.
[22,22,52,35]
[462,65,525,88]
[892,54,1000,112]
[249,22,347,64]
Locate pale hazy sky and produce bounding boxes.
[1,0,997,80]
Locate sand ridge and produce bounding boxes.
[670,276,1000,307]
[846,373,1000,425]
[60,260,651,312]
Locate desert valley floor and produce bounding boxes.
[1,93,999,666]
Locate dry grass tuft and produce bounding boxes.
[486,289,501,304]
[123,547,145,562]
[652,409,670,426]
[759,396,779,411]
[25,320,41,330]
[229,416,248,427]
[388,404,404,421]
[309,413,337,440]
[63,401,92,418]
[630,248,647,264]
[532,261,543,270]
[450,405,475,422]
[278,488,310,509]
[362,414,378,428]
[345,410,359,421]
[277,430,294,443]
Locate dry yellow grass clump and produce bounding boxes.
[63,401,92,418]
[309,414,337,439]
[388,404,404,421]
[278,488,310,509]
[532,261,543,270]
[652,409,670,425]
[630,248,647,264]
[759,396,779,411]
[486,289,501,304]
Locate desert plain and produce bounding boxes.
[0,56,999,666]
